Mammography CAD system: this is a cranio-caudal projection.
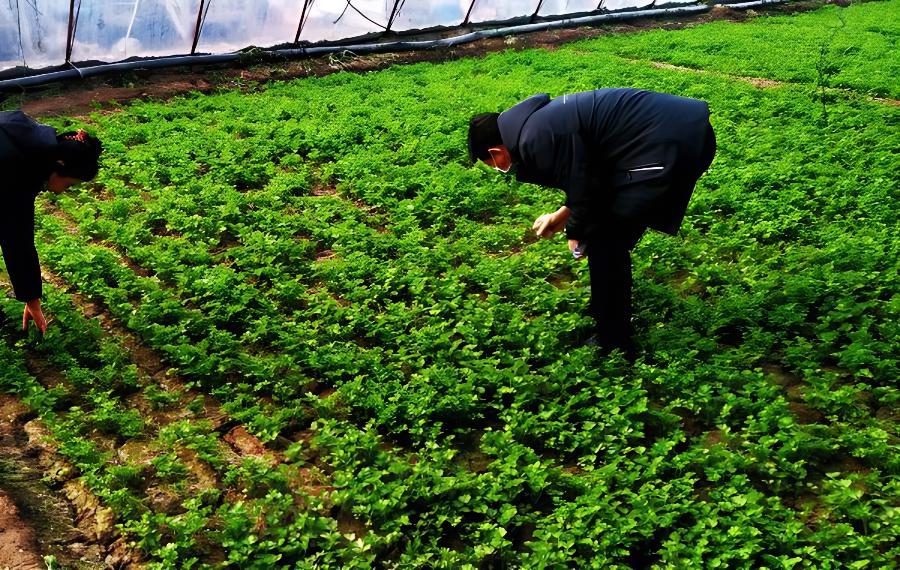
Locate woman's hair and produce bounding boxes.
[467,112,502,163]
[54,129,103,181]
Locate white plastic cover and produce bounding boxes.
[390,1,471,32]
[538,1,600,18]
[71,0,201,63]
[0,0,699,73]
[195,0,298,53]
[299,0,386,42]
[0,1,68,71]
[465,0,536,24]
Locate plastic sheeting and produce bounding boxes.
[537,1,601,18]
[71,0,201,63]
[300,0,385,42]
[0,0,706,73]
[0,1,68,70]
[389,1,470,32]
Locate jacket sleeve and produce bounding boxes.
[521,128,594,241]
[560,134,592,241]
[0,196,42,302]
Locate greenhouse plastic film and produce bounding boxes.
[0,0,715,75]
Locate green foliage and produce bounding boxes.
[1,1,897,566]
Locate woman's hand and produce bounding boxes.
[532,206,571,238]
[23,298,48,334]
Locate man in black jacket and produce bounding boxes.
[469,88,716,355]
[0,111,102,333]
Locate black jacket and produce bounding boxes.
[497,88,712,239]
[0,111,57,302]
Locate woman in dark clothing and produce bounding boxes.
[468,88,716,356]
[0,111,103,333]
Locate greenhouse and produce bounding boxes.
[0,0,897,567]
[6,0,714,74]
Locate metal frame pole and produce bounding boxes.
[531,0,545,22]
[385,0,403,32]
[295,0,313,43]
[190,0,206,54]
[65,0,76,63]
[462,0,479,26]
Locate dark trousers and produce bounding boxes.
[587,221,646,350]
[586,122,717,349]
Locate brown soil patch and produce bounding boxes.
[645,56,898,107]
[3,2,829,119]
[177,448,220,492]
[745,77,785,89]
[650,59,788,89]
[703,429,726,447]
[650,61,697,73]
[548,272,575,289]
[335,508,368,538]
[0,396,109,568]
[0,492,43,570]
[0,399,42,570]
[788,401,826,424]
[224,426,275,462]
[761,363,802,389]
[62,480,117,544]
[311,185,337,197]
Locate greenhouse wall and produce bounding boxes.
[0,0,712,74]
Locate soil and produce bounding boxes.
[0,493,43,570]
[0,396,107,569]
[0,1,833,119]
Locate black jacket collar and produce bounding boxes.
[497,93,551,164]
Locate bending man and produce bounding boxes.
[0,111,103,333]
[468,88,716,355]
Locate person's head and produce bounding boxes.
[468,112,512,173]
[47,129,103,193]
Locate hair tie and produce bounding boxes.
[64,129,89,144]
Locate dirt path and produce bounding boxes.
[0,396,107,570]
[1,396,51,570]
[0,493,43,570]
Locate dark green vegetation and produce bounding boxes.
[1,0,898,567]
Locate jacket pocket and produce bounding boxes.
[628,164,665,173]
[611,162,668,186]
[626,163,666,182]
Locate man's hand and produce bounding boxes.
[568,239,579,254]
[532,206,571,238]
[23,298,48,334]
